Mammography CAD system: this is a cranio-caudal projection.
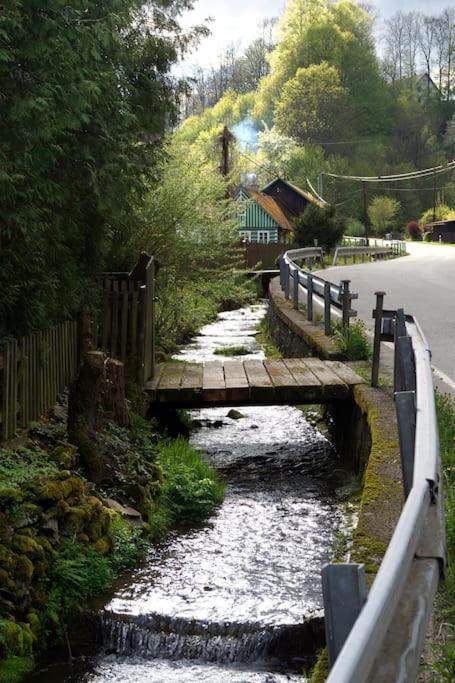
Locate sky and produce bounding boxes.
[179,0,452,71]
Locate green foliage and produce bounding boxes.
[345,218,365,237]
[368,196,401,235]
[0,0,201,338]
[255,318,282,359]
[0,446,58,494]
[432,391,455,678]
[294,204,345,251]
[150,437,225,535]
[109,515,146,575]
[214,345,249,356]
[334,321,371,360]
[420,204,455,226]
[0,656,34,683]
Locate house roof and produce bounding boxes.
[247,189,293,231]
[261,177,325,209]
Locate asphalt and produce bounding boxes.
[316,241,455,394]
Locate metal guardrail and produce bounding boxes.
[332,245,393,266]
[322,306,445,682]
[279,247,358,334]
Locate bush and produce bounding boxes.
[420,204,453,227]
[367,196,400,235]
[334,321,371,360]
[345,218,365,237]
[294,204,345,251]
[150,438,225,536]
[405,221,422,240]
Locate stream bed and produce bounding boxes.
[30,303,342,682]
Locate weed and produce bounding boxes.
[214,345,249,356]
[334,321,371,361]
[255,318,282,359]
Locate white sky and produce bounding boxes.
[179,0,453,71]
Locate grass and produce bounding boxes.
[334,321,371,361]
[149,437,225,537]
[255,318,282,359]
[428,391,455,680]
[214,345,249,356]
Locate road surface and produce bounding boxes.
[317,242,455,390]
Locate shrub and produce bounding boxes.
[334,321,371,360]
[294,204,345,251]
[345,217,365,237]
[367,196,400,235]
[405,221,422,240]
[420,204,453,227]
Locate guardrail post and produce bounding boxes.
[395,335,416,393]
[284,261,290,300]
[279,256,285,290]
[324,281,331,335]
[322,563,367,667]
[395,390,416,498]
[307,273,314,321]
[341,280,351,331]
[371,291,385,387]
[293,268,299,310]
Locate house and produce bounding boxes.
[425,218,455,243]
[234,177,322,243]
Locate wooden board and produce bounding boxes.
[203,361,226,402]
[157,363,186,402]
[243,360,275,402]
[282,358,321,386]
[303,358,349,399]
[179,363,203,402]
[146,364,166,401]
[325,361,365,386]
[263,359,298,402]
[224,361,250,402]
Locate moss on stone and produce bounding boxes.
[0,656,34,683]
[94,536,111,555]
[14,556,34,583]
[309,647,329,683]
[11,535,43,559]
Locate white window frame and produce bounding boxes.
[258,231,270,243]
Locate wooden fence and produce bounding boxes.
[95,254,155,385]
[243,242,297,270]
[0,321,78,441]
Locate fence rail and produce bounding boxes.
[0,321,78,440]
[321,304,445,681]
[280,247,358,333]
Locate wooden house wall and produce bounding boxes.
[262,179,308,220]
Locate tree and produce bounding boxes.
[368,196,401,235]
[274,62,347,143]
[294,204,345,251]
[0,0,203,338]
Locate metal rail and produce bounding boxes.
[322,308,445,682]
[332,245,393,266]
[280,247,358,333]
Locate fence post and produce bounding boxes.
[307,273,314,321]
[284,261,290,300]
[322,563,367,667]
[279,255,284,290]
[371,291,385,387]
[293,268,299,310]
[395,335,416,393]
[143,257,155,385]
[324,281,331,335]
[341,280,351,332]
[395,390,416,497]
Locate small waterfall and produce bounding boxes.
[100,612,324,670]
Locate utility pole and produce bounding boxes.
[432,171,436,221]
[217,126,235,198]
[362,181,369,239]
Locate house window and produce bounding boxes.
[239,230,251,242]
[258,231,270,243]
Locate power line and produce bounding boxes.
[323,160,455,183]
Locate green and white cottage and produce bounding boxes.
[234,178,322,243]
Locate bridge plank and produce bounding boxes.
[303,358,349,399]
[146,363,165,401]
[224,361,250,402]
[325,361,364,386]
[264,359,302,402]
[156,363,186,402]
[179,362,203,402]
[203,361,226,402]
[243,360,275,402]
[283,358,321,386]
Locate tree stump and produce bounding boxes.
[102,358,129,427]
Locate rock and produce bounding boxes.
[105,498,125,514]
[41,518,59,542]
[226,409,245,420]
[105,498,142,523]
[250,424,259,429]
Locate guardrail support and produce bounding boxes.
[395,390,416,498]
[279,256,284,289]
[371,291,385,387]
[395,335,416,393]
[322,563,367,667]
[324,281,331,335]
[341,280,351,331]
[307,273,314,321]
[293,268,299,310]
[284,261,290,300]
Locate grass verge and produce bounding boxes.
[334,321,371,361]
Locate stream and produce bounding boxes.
[30,302,342,682]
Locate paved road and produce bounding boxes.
[317,242,455,389]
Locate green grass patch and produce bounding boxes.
[334,321,371,361]
[255,318,282,359]
[214,345,249,356]
[149,437,225,537]
[430,391,455,679]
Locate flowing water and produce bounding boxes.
[30,303,342,682]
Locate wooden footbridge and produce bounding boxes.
[147,358,364,407]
